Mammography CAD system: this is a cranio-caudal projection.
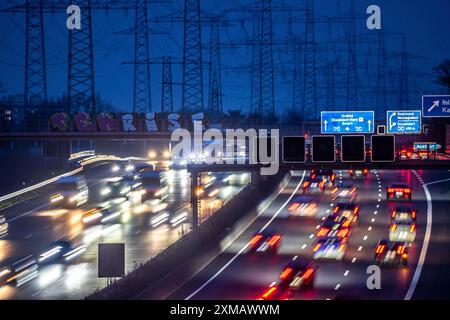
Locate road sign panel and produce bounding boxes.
[312,136,335,163]
[422,95,450,117]
[321,111,374,134]
[282,136,306,163]
[413,142,441,151]
[341,135,365,162]
[386,110,422,134]
[371,135,395,162]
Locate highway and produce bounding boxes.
[0,161,246,299]
[164,169,450,300]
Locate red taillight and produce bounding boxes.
[317,228,329,237]
[390,224,397,232]
[391,210,396,218]
[376,244,385,254]
[268,235,281,247]
[302,268,314,280]
[288,203,300,212]
[363,169,368,174]
[303,181,310,188]
[261,287,277,299]
[404,188,411,193]
[332,187,338,194]
[337,228,349,238]
[397,245,406,255]
[280,267,293,280]
[350,169,354,174]
[353,207,359,214]
[410,225,416,232]
[412,211,416,219]
[343,220,350,228]
[249,235,263,247]
[333,206,339,213]
[319,181,325,188]
[388,188,394,193]
[338,244,345,252]
[313,243,321,252]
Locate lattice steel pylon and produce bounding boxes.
[399,35,409,108]
[24,0,47,105]
[161,56,174,113]
[291,40,302,114]
[302,0,317,120]
[133,0,152,113]
[67,0,96,114]
[376,29,386,119]
[182,0,204,113]
[207,18,223,116]
[250,0,274,118]
[346,0,358,110]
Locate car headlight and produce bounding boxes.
[112,165,120,172]
[101,188,112,196]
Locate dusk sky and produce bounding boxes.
[1,0,449,115]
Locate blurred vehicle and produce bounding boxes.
[223,173,250,186]
[386,183,412,201]
[0,256,38,287]
[139,171,168,202]
[287,195,318,217]
[332,183,357,200]
[49,175,88,208]
[38,240,84,264]
[133,162,154,174]
[312,237,347,261]
[311,169,335,187]
[316,215,351,239]
[391,206,417,224]
[248,231,282,254]
[389,220,416,242]
[349,169,368,179]
[169,210,189,228]
[332,198,360,224]
[279,258,317,290]
[374,239,408,267]
[399,149,412,160]
[302,178,325,194]
[0,215,8,238]
[101,175,142,202]
[81,208,103,225]
[111,160,135,175]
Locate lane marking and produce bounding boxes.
[352,257,357,263]
[185,171,306,300]
[404,170,434,300]
[344,270,349,276]
[334,284,341,290]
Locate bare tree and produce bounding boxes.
[433,59,450,91]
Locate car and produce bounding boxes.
[332,198,360,224]
[287,195,318,217]
[311,169,335,187]
[49,175,88,208]
[0,256,38,287]
[302,178,325,194]
[386,183,412,201]
[101,175,142,202]
[279,258,317,290]
[38,239,86,264]
[248,231,282,254]
[111,161,135,175]
[391,206,417,224]
[133,162,155,174]
[312,237,347,261]
[0,215,8,238]
[374,240,408,267]
[389,220,416,242]
[316,215,351,239]
[138,171,168,202]
[349,169,368,179]
[81,208,103,225]
[332,183,357,200]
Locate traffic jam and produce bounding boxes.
[253,168,417,300]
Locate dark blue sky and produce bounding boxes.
[0,0,449,115]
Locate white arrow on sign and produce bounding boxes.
[345,127,350,132]
[367,119,372,131]
[323,120,328,131]
[428,100,440,112]
[388,112,397,130]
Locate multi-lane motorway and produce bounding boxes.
[163,169,450,300]
[0,161,245,299]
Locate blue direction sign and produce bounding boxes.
[386,110,422,134]
[321,111,374,134]
[414,142,441,151]
[422,95,450,117]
